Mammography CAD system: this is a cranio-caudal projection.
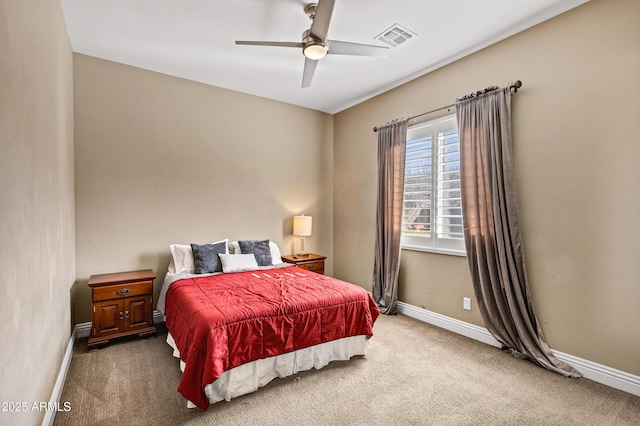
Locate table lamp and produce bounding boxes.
[293,215,312,255]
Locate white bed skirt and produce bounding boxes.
[166,333,369,407]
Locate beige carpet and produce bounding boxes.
[54,314,640,425]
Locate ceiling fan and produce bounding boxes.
[235,0,389,88]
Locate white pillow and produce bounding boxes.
[219,253,259,273]
[230,241,240,254]
[168,244,194,274]
[230,240,283,264]
[269,241,283,264]
[168,239,228,274]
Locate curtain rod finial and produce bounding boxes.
[512,80,523,92]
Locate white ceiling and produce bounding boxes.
[60,0,588,114]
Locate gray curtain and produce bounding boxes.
[372,119,408,315]
[455,86,581,377]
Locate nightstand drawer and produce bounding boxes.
[92,280,153,302]
[281,254,326,275]
[298,261,324,273]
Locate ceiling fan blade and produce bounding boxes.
[302,58,318,88]
[235,41,303,48]
[327,40,390,57]
[310,0,335,40]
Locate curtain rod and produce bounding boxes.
[373,80,522,132]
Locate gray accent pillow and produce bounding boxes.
[238,239,272,266]
[191,241,227,274]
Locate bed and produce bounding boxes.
[157,239,380,409]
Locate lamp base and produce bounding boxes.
[298,237,307,256]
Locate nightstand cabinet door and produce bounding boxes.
[93,300,125,338]
[125,295,153,330]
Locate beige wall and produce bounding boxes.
[73,55,334,323]
[0,1,76,424]
[334,0,640,375]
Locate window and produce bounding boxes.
[401,114,465,255]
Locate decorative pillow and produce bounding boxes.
[230,240,283,264]
[169,239,228,274]
[219,253,259,273]
[238,239,273,266]
[191,241,228,274]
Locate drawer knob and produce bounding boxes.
[117,288,131,295]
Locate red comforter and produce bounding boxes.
[165,266,380,409]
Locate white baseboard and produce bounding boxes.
[74,321,91,339]
[44,311,165,425]
[397,301,502,348]
[397,301,640,398]
[42,326,78,426]
[552,349,640,397]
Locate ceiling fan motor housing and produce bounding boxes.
[302,29,328,59]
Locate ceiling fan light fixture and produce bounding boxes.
[303,42,328,60]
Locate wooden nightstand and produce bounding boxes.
[281,253,326,275]
[87,269,157,349]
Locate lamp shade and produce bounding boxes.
[293,215,312,237]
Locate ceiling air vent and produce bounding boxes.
[376,24,416,48]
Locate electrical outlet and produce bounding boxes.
[463,297,471,311]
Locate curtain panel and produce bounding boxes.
[456,86,580,378]
[372,119,408,315]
